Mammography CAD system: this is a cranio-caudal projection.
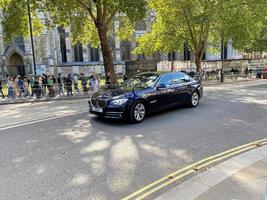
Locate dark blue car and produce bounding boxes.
[89,72,203,123]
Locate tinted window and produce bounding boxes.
[158,74,172,87]
[172,73,190,84]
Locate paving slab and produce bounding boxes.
[154,145,267,200]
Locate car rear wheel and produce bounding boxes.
[130,101,146,123]
[189,91,199,107]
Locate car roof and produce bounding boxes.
[136,71,186,77]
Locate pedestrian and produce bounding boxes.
[123,74,128,82]
[17,75,24,97]
[65,74,73,96]
[105,72,111,85]
[230,68,235,80]
[42,73,48,96]
[57,74,64,96]
[38,76,44,97]
[81,73,88,93]
[244,67,249,80]
[255,67,260,79]
[0,79,5,98]
[23,77,29,97]
[47,76,55,97]
[89,74,100,95]
[30,75,35,96]
[34,77,41,98]
[73,73,80,95]
[7,77,14,98]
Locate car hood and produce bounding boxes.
[92,87,135,100]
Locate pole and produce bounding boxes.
[221,37,224,82]
[27,0,36,75]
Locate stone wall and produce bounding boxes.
[36,63,126,77]
[125,60,157,76]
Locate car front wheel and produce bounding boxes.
[130,101,146,123]
[189,91,199,107]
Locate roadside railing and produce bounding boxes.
[192,72,259,82]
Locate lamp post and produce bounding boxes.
[221,37,225,82]
[27,0,36,75]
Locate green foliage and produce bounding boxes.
[0,0,147,45]
[245,18,267,53]
[116,17,135,41]
[1,0,44,42]
[136,0,267,70]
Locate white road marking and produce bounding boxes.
[0,109,88,131]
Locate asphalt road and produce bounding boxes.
[0,80,266,200]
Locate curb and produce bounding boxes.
[122,138,267,200]
[203,78,259,86]
[154,143,267,200]
[0,95,89,105]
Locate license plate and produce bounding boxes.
[92,107,103,113]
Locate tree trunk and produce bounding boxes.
[171,52,174,71]
[97,25,117,84]
[195,55,202,72]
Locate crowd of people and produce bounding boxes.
[0,73,101,99]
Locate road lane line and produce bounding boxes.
[122,138,267,200]
[0,109,88,131]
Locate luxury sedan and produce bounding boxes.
[89,72,203,123]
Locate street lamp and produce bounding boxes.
[221,37,225,82]
[27,0,36,75]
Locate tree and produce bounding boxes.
[135,0,267,72]
[244,19,267,56]
[0,0,147,83]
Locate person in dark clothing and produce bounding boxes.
[65,74,73,96]
[57,74,63,96]
[123,74,128,82]
[42,74,48,96]
[17,76,24,97]
[244,67,249,79]
[33,79,41,98]
[81,73,88,93]
[0,80,5,98]
[105,72,111,85]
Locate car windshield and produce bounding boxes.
[123,74,159,89]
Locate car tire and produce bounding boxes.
[129,101,146,123]
[189,91,199,107]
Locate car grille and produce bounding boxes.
[91,98,107,108]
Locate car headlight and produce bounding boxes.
[110,99,128,106]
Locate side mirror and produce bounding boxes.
[156,83,167,90]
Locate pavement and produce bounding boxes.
[0,93,90,105]
[155,145,267,200]
[0,79,266,200]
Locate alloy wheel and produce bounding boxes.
[134,103,146,121]
[191,92,199,107]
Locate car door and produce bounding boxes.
[147,74,175,112]
[172,73,191,104]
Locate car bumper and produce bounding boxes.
[89,102,127,119]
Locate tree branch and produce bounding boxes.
[179,2,197,51]
[106,9,117,26]
[76,0,96,23]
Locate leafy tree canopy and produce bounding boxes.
[0,0,147,82]
[135,0,267,71]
